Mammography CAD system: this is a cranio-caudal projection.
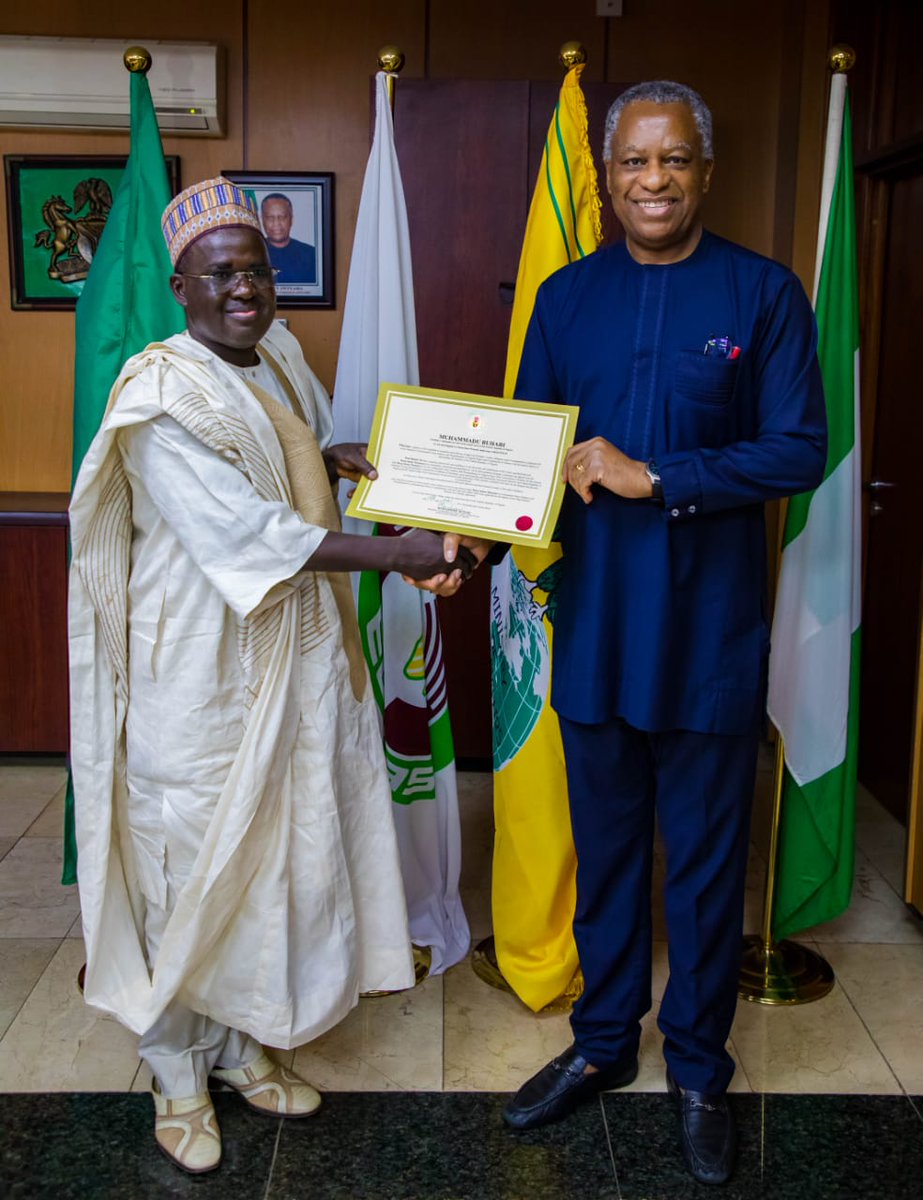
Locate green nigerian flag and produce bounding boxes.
[63,68,185,884]
[766,74,861,938]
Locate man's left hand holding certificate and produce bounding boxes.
[346,383,578,585]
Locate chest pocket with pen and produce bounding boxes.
[668,348,742,450]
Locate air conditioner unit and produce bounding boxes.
[0,36,224,135]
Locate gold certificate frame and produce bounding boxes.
[346,383,578,549]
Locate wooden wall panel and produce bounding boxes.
[245,0,425,394]
[1,0,832,492]
[606,0,784,257]
[888,5,923,145]
[428,2,607,82]
[395,79,529,396]
[0,2,245,492]
[771,0,810,268]
[790,0,831,294]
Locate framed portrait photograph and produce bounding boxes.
[4,154,181,311]
[222,171,334,309]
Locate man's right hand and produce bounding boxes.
[392,528,477,582]
[407,533,495,596]
[306,528,474,580]
[563,437,652,504]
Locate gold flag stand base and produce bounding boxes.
[471,936,515,996]
[734,936,835,1003]
[738,733,837,1005]
[412,943,432,984]
[738,934,835,1005]
[471,936,583,1014]
[362,944,432,997]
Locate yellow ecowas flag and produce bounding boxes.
[490,63,602,1011]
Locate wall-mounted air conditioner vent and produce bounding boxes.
[0,36,224,136]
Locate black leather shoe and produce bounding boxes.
[666,1069,736,1185]
[503,1045,638,1130]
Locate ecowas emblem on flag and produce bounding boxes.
[490,553,561,770]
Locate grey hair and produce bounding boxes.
[603,81,714,162]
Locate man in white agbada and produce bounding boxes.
[69,178,471,1174]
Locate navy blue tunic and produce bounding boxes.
[516,231,827,735]
[267,236,317,284]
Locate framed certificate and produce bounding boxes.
[346,383,578,548]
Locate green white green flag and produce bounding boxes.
[63,68,184,884]
[767,73,861,938]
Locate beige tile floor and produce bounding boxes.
[1,757,921,1097]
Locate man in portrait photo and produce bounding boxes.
[260,191,317,284]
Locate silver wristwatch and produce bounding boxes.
[645,460,663,502]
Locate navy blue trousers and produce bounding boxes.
[558,715,759,1094]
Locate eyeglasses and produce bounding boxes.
[177,267,280,290]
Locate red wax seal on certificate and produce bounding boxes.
[515,515,533,531]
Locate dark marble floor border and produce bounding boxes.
[1,1091,921,1199]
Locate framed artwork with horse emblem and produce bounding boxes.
[4,154,181,310]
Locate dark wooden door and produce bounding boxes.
[393,80,528,762]
[393,78,625,760]
[828,0,923,831]
[858,166,923,821]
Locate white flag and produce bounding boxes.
[332,72,470,974]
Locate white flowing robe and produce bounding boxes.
[69,324,414,1048]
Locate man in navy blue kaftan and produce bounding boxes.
[497,82,828,1186]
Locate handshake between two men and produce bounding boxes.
[324,428,657,597]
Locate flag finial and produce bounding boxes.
[377,45,405,74]
[123,46,152,74]
[559,42,587,70]
[828,44,856,74]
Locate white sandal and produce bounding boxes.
[211,1050,321,1118]
[152,1081,222,1173]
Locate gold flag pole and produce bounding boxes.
[377,44,405,110]
[738,732,834,1004]
[738,45,856,1006]
[123,45,154,75]
[558,39,588,69]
